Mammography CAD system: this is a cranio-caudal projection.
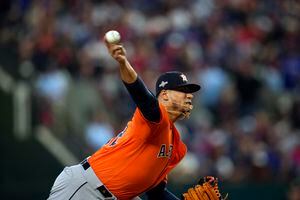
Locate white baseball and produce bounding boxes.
[105,30,121,44]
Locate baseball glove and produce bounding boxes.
[182,176,228,200]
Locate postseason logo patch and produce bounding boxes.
[159,81,168,88]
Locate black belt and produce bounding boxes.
[80,159,113,198]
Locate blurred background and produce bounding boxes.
[0,0,299,199]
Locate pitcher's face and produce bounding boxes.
[166,90,194,119]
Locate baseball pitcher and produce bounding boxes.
[47,33,227,200]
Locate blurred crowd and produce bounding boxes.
[1,0,300,186]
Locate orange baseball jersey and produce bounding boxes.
[88,103,187,199]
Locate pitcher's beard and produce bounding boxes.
[182,110,191,119]
[171,102,193,120]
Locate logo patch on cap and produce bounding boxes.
[180,74,188,82]
[159,81,168,88]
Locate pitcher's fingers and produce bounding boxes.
[112,46,125,56]
[113,49,123,58]
[110,46,120,57]
[110,44,122,52]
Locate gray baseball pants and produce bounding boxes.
[47,162,117,200]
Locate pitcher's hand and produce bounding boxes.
[104,38,127,65]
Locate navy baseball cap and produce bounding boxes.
[156,71,201,96]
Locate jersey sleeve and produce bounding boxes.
[123,77,160,122]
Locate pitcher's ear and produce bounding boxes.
[161,90,169,101]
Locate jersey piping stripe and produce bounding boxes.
[69,182,88,200]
